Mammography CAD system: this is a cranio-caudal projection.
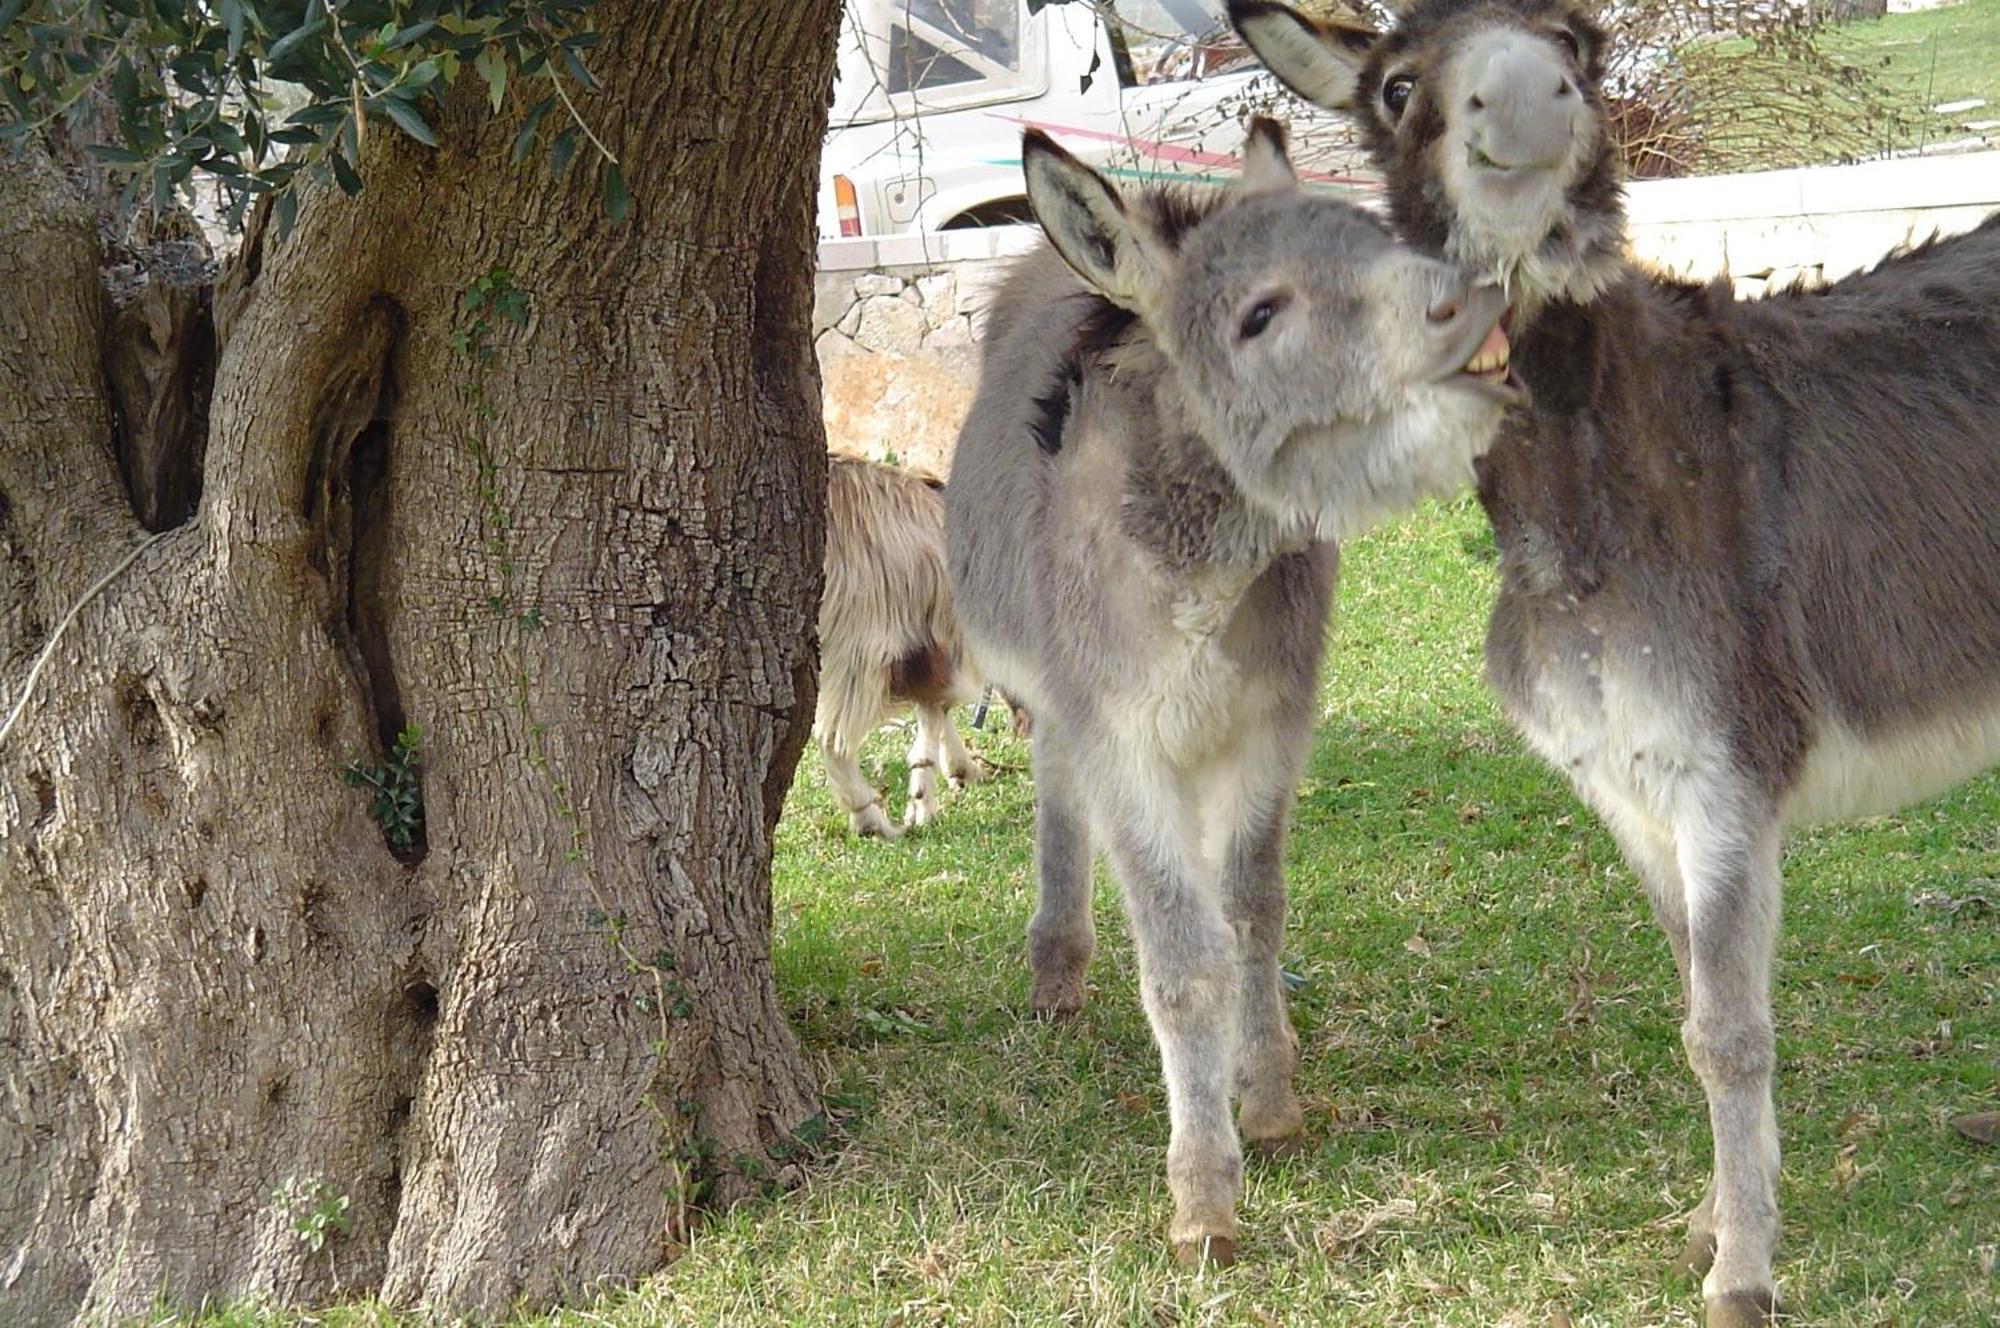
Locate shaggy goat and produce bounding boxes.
[1234,2,2000,1321]
[947,121,1515,1264]
[817,452,981,837]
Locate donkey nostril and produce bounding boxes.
[1556,79,1572,97]
[1468,94,1486,112]
[1427,299,1461,325]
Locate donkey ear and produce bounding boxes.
[1228,0,1378,112]
[1022,130,1164,310]
[1237,116,1298,196]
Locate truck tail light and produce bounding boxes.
[834,174,862,237]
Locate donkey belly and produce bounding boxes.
[959,626,1045,715]
[1781,702,2000,827]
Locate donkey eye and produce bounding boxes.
[1382,74,1416,119]
[1238,296,1286,341]
[1552,28,1582,61]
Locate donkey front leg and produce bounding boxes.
[1600,803,1717,1279]
[1105,792,1244,1265]
[1677,814,1783,1328]
[1206,752,1305,1154]
[1028,729,1095,1018]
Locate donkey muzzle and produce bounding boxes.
[1457,31,1583,173]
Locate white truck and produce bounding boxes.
[817,0,1374,238]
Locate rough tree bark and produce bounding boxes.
[0,2,840,1321]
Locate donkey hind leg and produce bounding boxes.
[1601,802,1716,1281]
[904,704,946,829]
[1105,774,1244,1265]
[1203,747,1305,1155]
[1678,813,1783,1328]
[1028,728,1094,1018]
[821,735,899,839]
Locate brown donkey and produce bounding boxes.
[1233,1,2000,1323]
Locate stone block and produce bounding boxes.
[811,281,852,337]
[851,272,903,298]
[922,317,975,349]
[852,294,929,354]
[915,272,959,318]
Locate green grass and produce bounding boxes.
[194,499,1995,1327]
[1827,0,2000,151]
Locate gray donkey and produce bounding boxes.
[1234,1,2000,1322]
[946,121,1516,1264]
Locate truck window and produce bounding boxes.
[887,0,1023,94]
[1108,0,1247,85]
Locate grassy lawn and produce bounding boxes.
[1827,0,2000,152]
[190,499,1994,1327]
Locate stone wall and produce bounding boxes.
[815,151,2000,474]
[814,229,1037,477]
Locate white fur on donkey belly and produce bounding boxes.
[1782,701,2000,827]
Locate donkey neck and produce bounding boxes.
[1118,396,1309,585]
[1475,268,1739,600]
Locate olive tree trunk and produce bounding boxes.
[0,2,838,1321]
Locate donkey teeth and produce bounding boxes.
[1461,322,1512,379]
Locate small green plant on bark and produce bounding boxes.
[344,723,423,850]
[270,1176,351,1253]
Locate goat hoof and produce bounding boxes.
[1672,1230,1718,1281]
[850,807,901,839]
[1705,1289,1774,1328]
[1172,1235,1236,1269]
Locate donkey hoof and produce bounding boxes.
[1239,1095,1305,1156]
[1172,1234,1236,1269]
[1672,1230,1718,1282]
[1029,979,1086,1021]
[1246,1130,1306,1161]
[1950,1110,1999,1145]
[1705,1289,1774,1328]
